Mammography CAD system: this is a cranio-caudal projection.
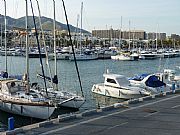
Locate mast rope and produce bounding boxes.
[29,0,48,97]
[61,0,84,98]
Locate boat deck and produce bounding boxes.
[2,89,180,135]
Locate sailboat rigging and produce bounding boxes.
[35,0,54,88]
[34,0,85,109]
[29,0,48,96]
[61,0,84,98]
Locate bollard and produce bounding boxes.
[172,83,175,93]
[8,117,14,131]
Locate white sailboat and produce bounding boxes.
[69,2,98,61]
[36,0,85,109]
[0,0,55,119]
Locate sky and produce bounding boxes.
[0,0,180,36]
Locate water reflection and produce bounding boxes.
[92,93,126,108]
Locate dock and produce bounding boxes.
[2,89,180,135]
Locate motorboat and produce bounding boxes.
[69,51,98,61]
[156,69,180,89]
[91,72,150,99]
[139,51,158,60]
[129,74,170,94]
[111,54,132,61]
[49,52,70,60]
[111,52,139,61]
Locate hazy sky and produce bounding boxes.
[0,0,180,35]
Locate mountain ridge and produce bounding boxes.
[0,14,90,34]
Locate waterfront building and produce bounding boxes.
[171,34,180,40]
[92,29,146,40]
[147,32,166,40]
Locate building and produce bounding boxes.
[171,34,180,40]
[92,29,146,40]
[147,32,166,40]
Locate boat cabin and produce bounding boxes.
[0,79,24,94]
[103,73,130,88]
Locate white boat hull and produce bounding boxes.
[37,89,85,109]
[49,53,70,60]
[91,83,147,99]
[129,80,170,94]
[0,101,55,119]
[111,55,132,61]
[69,54,98,61]
[59,97,85,109]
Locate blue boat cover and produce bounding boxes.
[0,71,22,80]
[145,75,165,87]
[129,73,149,81]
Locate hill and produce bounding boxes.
[0,14,90,34]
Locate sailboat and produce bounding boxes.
[36,0,85,109]
[0,0,55,119]
[69,2,98,61]
[111,20,138,61]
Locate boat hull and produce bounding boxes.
[0,101,55,119]
[91,84,145,99]
[69,54,98,61]
[58,97,85,109]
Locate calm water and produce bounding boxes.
[0,56,180,129]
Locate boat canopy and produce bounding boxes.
[145,75,165,88]
[129,74,149,81]
[0,71,22,80]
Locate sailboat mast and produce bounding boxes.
[76,14,79,48]
[61,0,84,97]
[25,0,30,93]
[156,24,158,51]
[0,24,2,49]
[118,16,122,50]
[128,20,131,51]
[80,2,83,51]
[3,0,7,73]
[36,0,53,87]
[53,0,58,90]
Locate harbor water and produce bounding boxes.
[0,56,180,129]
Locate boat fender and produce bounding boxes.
[53,75,58,84]
[21,106,23,114]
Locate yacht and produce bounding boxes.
[129,74,170,94]
[91,72,150,99]
[111,52,139,61]
[69,51,98,61]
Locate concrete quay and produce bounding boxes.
[1,89,180,135]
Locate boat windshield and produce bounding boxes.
[116,77,129,87]
[106,78,116,84]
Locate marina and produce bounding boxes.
[0,55,180,132]
[0,0,180,134]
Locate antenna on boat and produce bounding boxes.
[29,0,48,96]
[61,0,84,98]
